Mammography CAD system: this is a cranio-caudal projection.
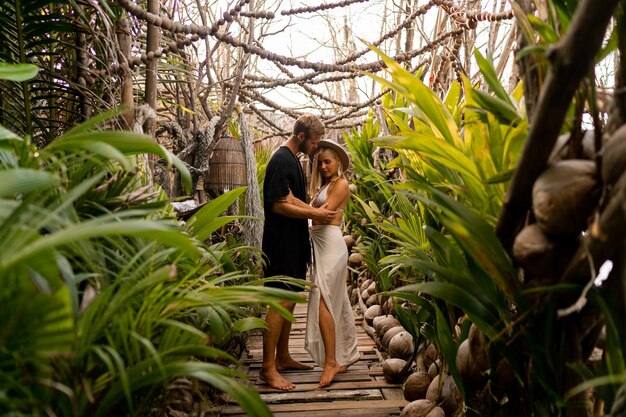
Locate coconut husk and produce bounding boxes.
[403,372,432,402]
[366,294,379,307]
[377,316,402,338]
[400,399,445,417]
[427,360,441,380]
[532,159,600,236]
[373,315,399,334]
[549,130,596,164]
[389,331,415,361]
[344,234,356,250]
[456,339,485,385]
[349,252,363,267]
[364,304,382,325]
[360,278,372,292]
[468,324,489,371]
[349,288,359,305]
[512,223,579,281]
[423,343,438,369]
[382,296,396,314]
[383,358,408,383]
[382,326,405,350]
[425,374,462,416]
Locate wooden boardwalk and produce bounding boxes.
[218,303,408,416]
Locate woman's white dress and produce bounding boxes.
[305,185,360,368]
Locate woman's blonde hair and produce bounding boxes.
[309,147,344,199]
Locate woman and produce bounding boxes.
[304,139,360,388]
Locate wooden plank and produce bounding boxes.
[254,380,402,393]
[246,362,370,372]
[270,409,402,417]
[251,371,372,384]
[220,399,409,415]
[259,388,382,404]
[250,368,380,380]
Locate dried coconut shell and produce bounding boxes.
[383,358,408,383]
[360,278,372,292]
[423,343,438,369]
[400,399,445,417]
[364,305,382,325]
[344,234,356,250]
[366,293,379,307]
[378,317,402,338]
[426,374,462,416]
[372,315,389,332]
[427,360,441,380]
[549,130,596,164]
[468,324,489,371]
[403,372,432,401]
[373,315,400,334]
[382,326,405,349]
[532,159,600,236]
[349,288,359,305]
[382,296,396,314]
[389,331,415,361]
[349,252,363,267]
[456,339,484,385]
[601,124,626,186]
[512,223,578,280]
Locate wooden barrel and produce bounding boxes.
[206,136,247,193]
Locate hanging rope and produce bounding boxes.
[238,108,264,251]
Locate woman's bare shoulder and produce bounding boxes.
[328,177,349,195]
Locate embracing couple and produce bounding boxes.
[260,113,360,391]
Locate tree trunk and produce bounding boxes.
[116,17,134,130]
[496,0,621,253]
[144,0,159,136]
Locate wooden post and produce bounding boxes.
[144,0,159,136]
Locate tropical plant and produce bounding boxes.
[0,63,305,417]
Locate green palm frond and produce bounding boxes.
[0,0,121,144]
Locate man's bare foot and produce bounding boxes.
[276,357,314,371]
[319,362,341,388]
[259,368,295,391]
[338,365,350,373]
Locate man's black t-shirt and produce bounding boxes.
[262,146,311,285]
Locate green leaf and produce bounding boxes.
[375,134,482,183]
[1,219,200,271]
[434,304,464,398]
[186,187,247,240]
[0,126,23,142]
[483,169,514,184]
[399,282,499,338]
[363,45,462,147]
[47,130,192,192]
[0,168,59,197]
[0,63,39,81]
[233,317,267,333]
[470,89,521,124]
[473,50,513,106]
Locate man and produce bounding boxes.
[260,114,337,391]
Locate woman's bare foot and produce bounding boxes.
[319,362,341,388]
[276,356,314,371]
[259,368,295,391]
[338,365,350,373]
